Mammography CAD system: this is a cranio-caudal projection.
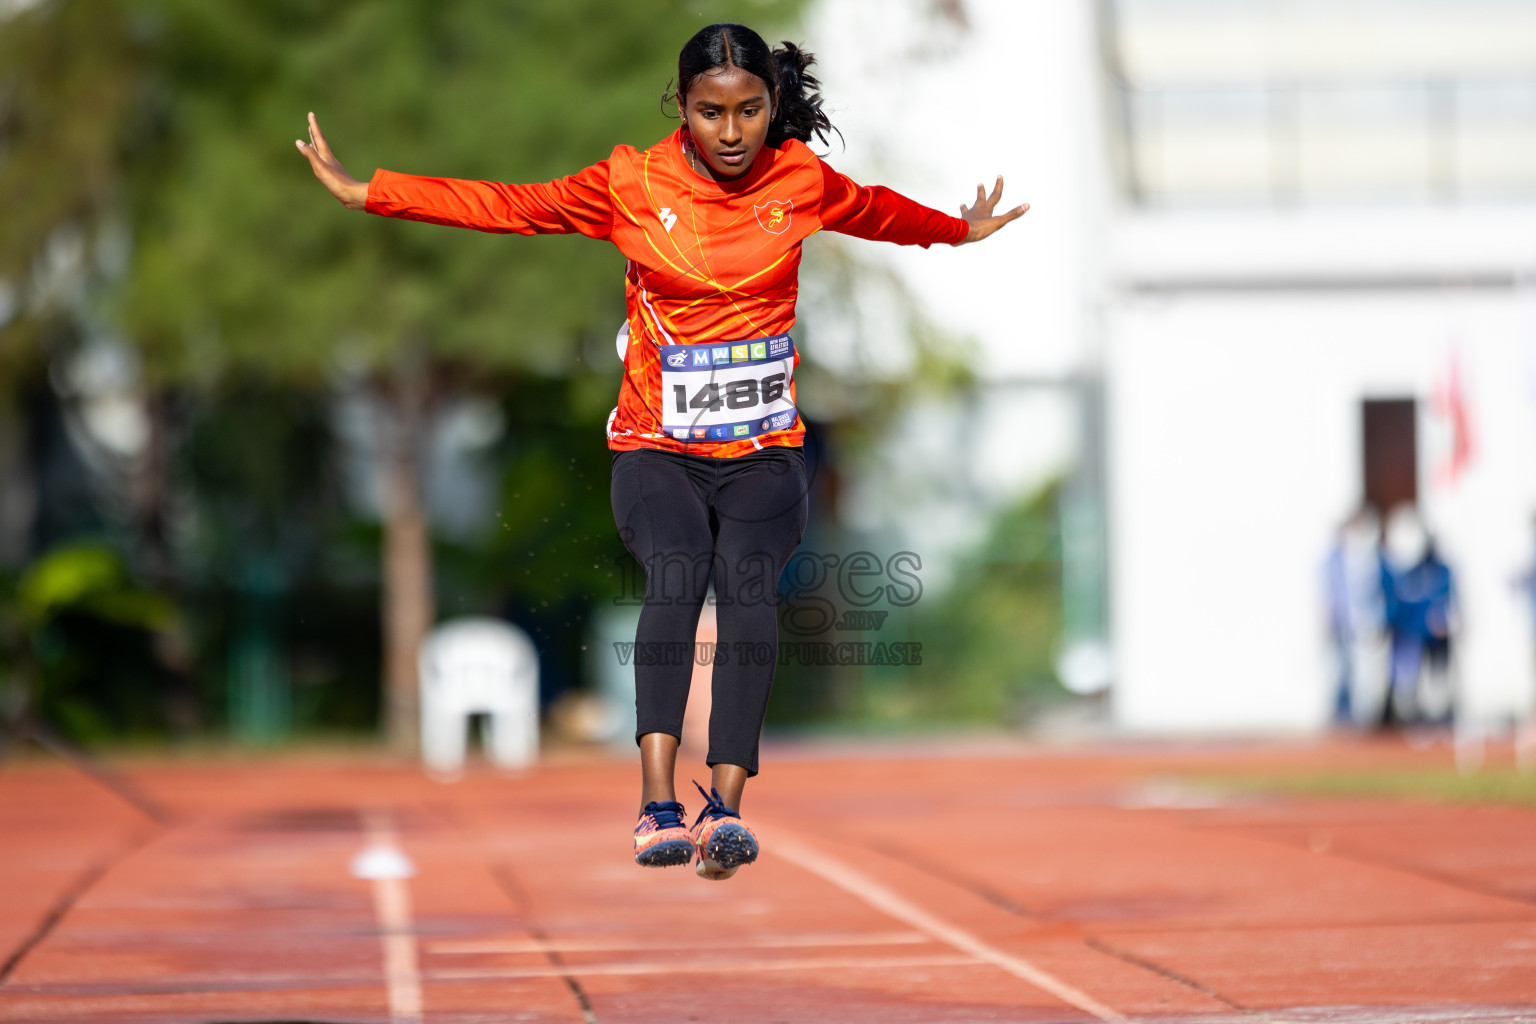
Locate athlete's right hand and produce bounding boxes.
[295,112,369,211]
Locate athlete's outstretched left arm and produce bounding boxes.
[955,176,1029,245]
[819,161,1028,247]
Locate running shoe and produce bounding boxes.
[689,781,759,881]
[633,800,693,867]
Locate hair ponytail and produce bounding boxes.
[766,41,836,147]
[675,24,839,149]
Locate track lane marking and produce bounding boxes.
[428,930,930,954]
[355,810,422,1024]
[772,830,1126,1022]
[0,833,147,986]
[430,954,980,980]
[485,863,599,1024]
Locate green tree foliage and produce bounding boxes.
[1,0,813,746]
[906,482,1065,722]
[16,542,174,627]
[0,1,144,373]
[5,542,184,742]
[795,482,1065,729]
[122,0,807,383]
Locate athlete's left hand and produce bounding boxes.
[955,176,1028,245]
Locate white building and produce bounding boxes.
[807,0,1536,733]
[1104,0,1536,732]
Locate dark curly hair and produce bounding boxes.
[673,23,838,148]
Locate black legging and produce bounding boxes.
[611,446,808,776]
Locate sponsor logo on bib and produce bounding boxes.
[733,424,750,436]
[672,428,689,439]
[665,349,687,368]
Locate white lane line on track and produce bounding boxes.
[430,954,980,981]
[355,810,422,1024]
[429,930,931,955]
[772,831,1127,1023]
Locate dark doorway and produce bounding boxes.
[1362,399,1417,513]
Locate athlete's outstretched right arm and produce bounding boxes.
[296,112,613,240]
[296,112,369,209]
[365,166,612,239]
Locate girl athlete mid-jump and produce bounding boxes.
[298,23,1026,880]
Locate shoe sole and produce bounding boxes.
[694,822,758,880]
[695,857,739,880]
[635,837,694,868]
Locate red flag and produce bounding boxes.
[1434,348,1474,485]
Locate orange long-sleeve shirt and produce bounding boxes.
[366,128,968,457]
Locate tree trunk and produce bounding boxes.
[376,376,434,753]
[129,390,176,585]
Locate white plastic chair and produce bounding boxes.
[418,618,539,777]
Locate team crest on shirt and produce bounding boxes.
[754,198,793,235]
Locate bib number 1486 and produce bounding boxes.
[672,372,786,413]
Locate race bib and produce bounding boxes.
[659,335,798,442]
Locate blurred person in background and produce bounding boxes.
[1516,515,1536,768]
[1324,507,1386,727]
[1379,507,1459,729]
[297,22,1026,880]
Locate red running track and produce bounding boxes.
[1,737,1534,1023]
